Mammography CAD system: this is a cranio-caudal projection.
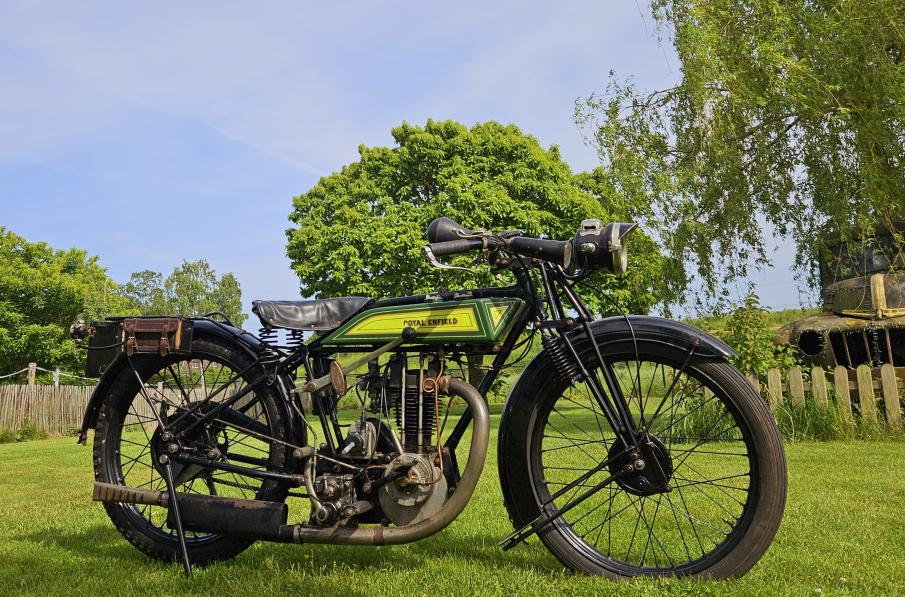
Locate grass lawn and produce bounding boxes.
[1,411,904,596]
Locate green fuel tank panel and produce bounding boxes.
[320,298,525,345]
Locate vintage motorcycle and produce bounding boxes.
[73,217,786,579]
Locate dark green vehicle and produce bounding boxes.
[778,221,905,368]
[73,218,787,579]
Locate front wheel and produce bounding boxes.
[498,337,786,578]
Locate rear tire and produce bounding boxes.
[93,333,292,565]
[498,337,786,578]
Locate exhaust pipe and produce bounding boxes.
[94,375,489,547]
[290,375,489,545]
[93,482,292,542]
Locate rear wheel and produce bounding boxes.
[93,334,292,565]
[499,337,786,578]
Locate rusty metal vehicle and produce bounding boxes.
[71,217,786,580]
[778,221,905,367]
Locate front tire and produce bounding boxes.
[498,336,786,578]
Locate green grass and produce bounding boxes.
[1,413,904,596]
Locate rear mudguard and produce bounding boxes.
[496,315,735,523]
[77,319,278,444]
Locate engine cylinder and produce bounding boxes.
[388,357,438,452]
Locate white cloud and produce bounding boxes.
[14,1,799,314]
[0,1,676,174]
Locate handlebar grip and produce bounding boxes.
[508,237,573,268]
[427,238,487,257]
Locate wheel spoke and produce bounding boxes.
[102,352,278,546]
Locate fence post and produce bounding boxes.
[856,364,877,424]
[880,364,901,428]
[27,363,36,386]
[834,366,853,421]
[767,368,782,411]
[788,367,805,408]
[811,366,828,410]
[53,368,60,388]
[746,373,759,392]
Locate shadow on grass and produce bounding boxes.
[405,530,561,572]
[21,522,561,577]
[19,523,150,563]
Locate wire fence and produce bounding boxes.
[0,363,99,436]
[0,363,98,386]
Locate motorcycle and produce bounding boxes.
[73,217,786,579]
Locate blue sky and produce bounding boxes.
[0,1,807,319]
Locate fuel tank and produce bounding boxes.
[319,298,525,345]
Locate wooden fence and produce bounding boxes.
[0,384,162,436]
[0,385,93,436]
[3,364,904,437]
[758,364,904,428]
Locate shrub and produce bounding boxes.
[722,294,799,378]
[14,421,47,443]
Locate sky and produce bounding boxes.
[0,1,807,321]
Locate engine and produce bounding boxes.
[309,353,450,529]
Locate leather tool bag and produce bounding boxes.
[122,317,193,357]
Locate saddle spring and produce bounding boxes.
[257,326,280,365]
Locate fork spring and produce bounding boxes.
[542,333,582,382]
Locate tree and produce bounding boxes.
[121,270,167,315]
[577,0,905,300]
[124,260,247,326]
[0,228,134,375]
[286,119,676,315]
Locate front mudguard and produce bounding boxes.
[496,315,734,526]
[77,319,271,444]
[503,315,734,417]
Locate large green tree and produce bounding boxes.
[0,228,134,375]
[123,260,246,326]
[286,120,675,314]
[578,0,905,298]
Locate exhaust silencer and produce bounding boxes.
[93,481,292,542]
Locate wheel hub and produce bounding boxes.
[149,403,222,477]
[608,435,674,496]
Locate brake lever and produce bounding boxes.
[422,246,479,272]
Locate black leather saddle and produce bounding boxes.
[252,297,371,331]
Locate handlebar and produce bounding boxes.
[423,217,637,273]
[425,235,571,268]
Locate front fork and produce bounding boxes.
[559,321,640,450]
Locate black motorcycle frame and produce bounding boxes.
[80,259,728,488]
